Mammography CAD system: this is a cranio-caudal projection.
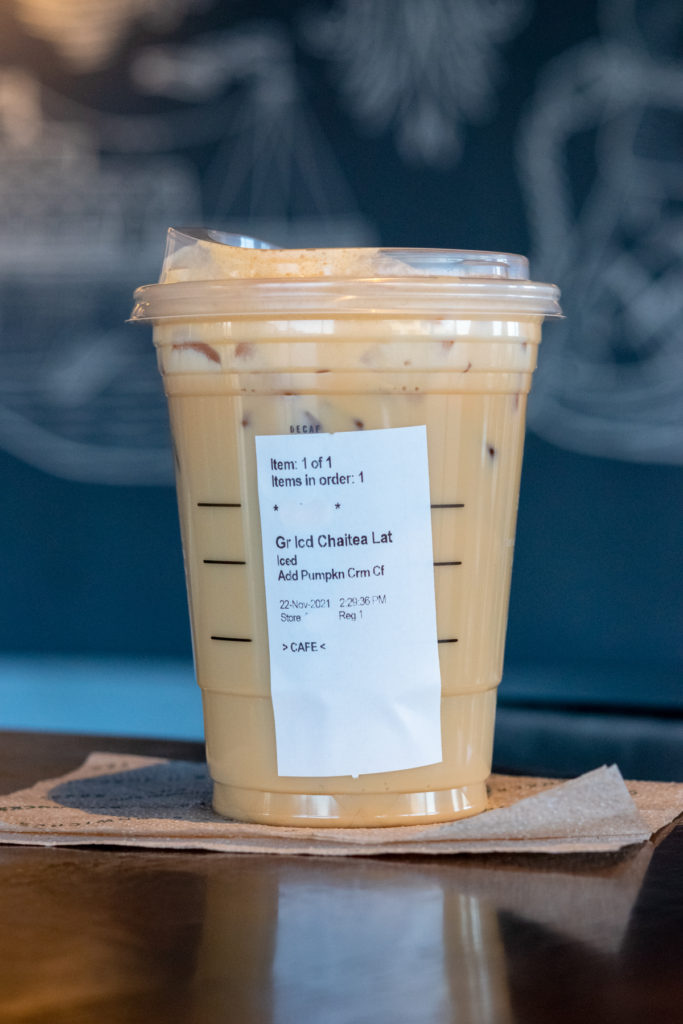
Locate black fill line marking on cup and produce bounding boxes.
[433,561,462,566]
[197,502,242,507]
[438,638,459,644]
[211,636,253,643]
[203,559,246,565]
[431,503,465,508]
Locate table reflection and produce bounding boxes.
[193,860,511,1024]
[190,846,651,1023]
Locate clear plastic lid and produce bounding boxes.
[130,227,562,321]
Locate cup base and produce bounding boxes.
[212,780,488,828]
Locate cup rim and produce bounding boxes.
[131,276,562,323]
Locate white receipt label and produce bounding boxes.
[255,426,442,778]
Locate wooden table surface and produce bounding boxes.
[1,730,681,1024]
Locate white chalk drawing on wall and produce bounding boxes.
[131,25,375,247]
[302,0,529,167]
[518,0,683,464]
[0,20,375,485]
[0,67,201,484]
[14,0,212,72]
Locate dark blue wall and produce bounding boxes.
[1,0,680,772]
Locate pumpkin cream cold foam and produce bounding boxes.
[131,228,561,827]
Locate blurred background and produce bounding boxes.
[1,0,681,779]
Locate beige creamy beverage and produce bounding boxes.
[131,229,560,827]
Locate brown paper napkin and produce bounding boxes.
[0,753,681,856]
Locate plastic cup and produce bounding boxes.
[131,229,560,827]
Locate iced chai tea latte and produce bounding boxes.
[131,229,560,827]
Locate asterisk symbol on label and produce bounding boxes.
[273,504,279,511]
[335,503,341,510]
